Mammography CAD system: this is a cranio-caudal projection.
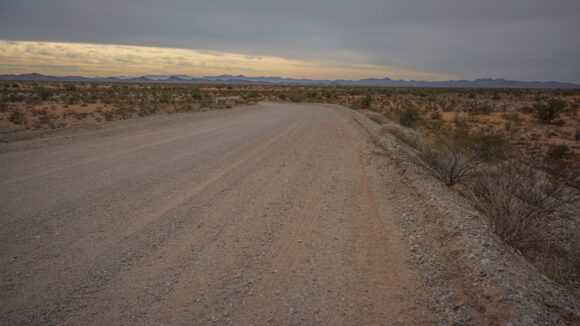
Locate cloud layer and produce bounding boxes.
[0,41,456,80]
[0,0,579,82]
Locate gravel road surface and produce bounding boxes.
[1,103,436,325]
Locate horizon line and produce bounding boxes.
[1,72,579,86]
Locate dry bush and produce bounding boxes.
[415,127,507,186]
[471,159,579,285]
[472,159,567,245]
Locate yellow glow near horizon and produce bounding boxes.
[0,40,457,81]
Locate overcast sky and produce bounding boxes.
[0,0,579,82]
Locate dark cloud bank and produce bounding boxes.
[1,0,579,82]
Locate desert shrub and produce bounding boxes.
[471,159,573,250]
[278,93,288,101]
[158,94,170,104]
[191,87,202,100]
[534,98,566,122]
[398,104,422,127]
[359,93,372,109]
[8,109,27,124]
[322,89,336,100]
[307,89,319,99]
[289,89,306,102]
[103,111,115,121]
[35,86,53,100]
[138,105,158,117]
[543,144,579,180]
[470,155,579,285]
[349,89,362,96]
[8,94,26,102]
[245,90,260,99]
[64,83,77,92]
[416,127,507,186]
[468,104,493,115]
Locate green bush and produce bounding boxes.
[398,104,421,126]
[245,90,260,99]
[289,89,306,102]
[35,86,53,100]
[191,87,202,100]
[307,90,319,99]
[534,98,566,122]
[359,93,372,109]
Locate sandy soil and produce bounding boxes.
[0,103,437,325]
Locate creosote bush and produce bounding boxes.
[397,104,422,126]
[191,87,202,100]
[534,98,566,123]
[289,89,306,102]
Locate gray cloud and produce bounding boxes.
[1,0,579,82]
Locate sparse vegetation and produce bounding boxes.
[0,80,578,287]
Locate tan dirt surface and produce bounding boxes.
[0,103,438,325]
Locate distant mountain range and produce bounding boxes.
[0,73,578,89]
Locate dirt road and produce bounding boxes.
[1,103,435,325]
